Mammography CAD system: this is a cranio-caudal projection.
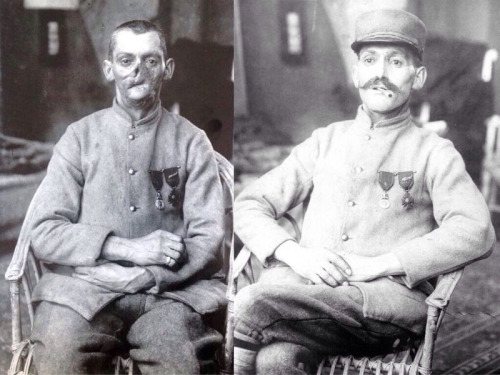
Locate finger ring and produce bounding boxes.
[166,256,172,265]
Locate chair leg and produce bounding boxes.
[220,299,234,374]
[419,306,439,375]
[8,340,31,375]
[9,280,22,350]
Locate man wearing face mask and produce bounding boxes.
[26,20,225,374]
[233,8,495,374]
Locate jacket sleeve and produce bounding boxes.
[30,126,112,266]
[146,131,225,293]
[392,139,496,287]
[234,130,320,265]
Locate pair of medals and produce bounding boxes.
[378,171,415,209]
[149,166,182,210]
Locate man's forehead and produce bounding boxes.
[359,44,410,57]
[112,29,163,55]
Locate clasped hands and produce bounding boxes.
[73,230,185,293]
[274,241,403,287]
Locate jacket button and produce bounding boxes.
[128,134,135,140]
[355,166,363,174]
[347,200,355,207]
[128,168,136,175]
[365,135,371,141]
[341,234,349,241]
[129,205,137,212]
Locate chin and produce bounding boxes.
[364,101,399,114]
[127,92,154,103]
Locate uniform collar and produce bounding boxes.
[355,105,412,130]
[112,98,162,127]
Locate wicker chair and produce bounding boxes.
[229,211,464,375]
[482,114,500,213]
[5,151,234,375]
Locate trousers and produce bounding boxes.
[31,294,223,375]
[235,283,416,374]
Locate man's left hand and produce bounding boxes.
[73,263,155,293]
[339,252,405,282]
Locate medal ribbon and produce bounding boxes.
[149,170,164,191]
[398,171,415,209]
[398,171,414,190]
[378,171,395,192]
[149,170,166,210]
[163,166,182,208]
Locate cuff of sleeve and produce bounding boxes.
[391,241,430,288]
[251,234,296,266]
[145,265,171,294]
[75,226,113,266]
[91,228,113,265]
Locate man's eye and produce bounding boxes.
[391,59,404,67]
[363,58,375,65]
[147,59,158,66]
[120,58,131,66]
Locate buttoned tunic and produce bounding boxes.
[235,106,495,334]
[30,100,226,321]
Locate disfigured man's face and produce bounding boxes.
[352,44,426,119]
[103,29,174,108]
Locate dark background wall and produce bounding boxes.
[238,0,356,144]
[0,2,111,142]
[236,0,500,182]
[237,0,500,141]
[0,0,233,158]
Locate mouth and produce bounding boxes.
[129,82,148,90]
[370,85,393,97]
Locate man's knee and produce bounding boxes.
[256,342,319,375]
[127,301,220,374]
[235,284,283,321]
[31,302,122,374]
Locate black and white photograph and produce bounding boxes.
[3,0,500,374]
[0,0,233,374]
[233,0,500,374]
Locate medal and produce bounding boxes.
[398,171,415,209]
[149,170,165,210]
[155,192,165,210]
[163,166,182,208]
[168,187,181,207]
[378,171,395,209]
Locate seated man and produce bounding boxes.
[28,20,226,374]
[233,9,495,375]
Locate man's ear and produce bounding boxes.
[351,64,360,89]
[412,66,427,90]
[163,58,175,81]
[103,60,115,82]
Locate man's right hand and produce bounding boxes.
[101,230,185,268]
[273,241,351,286]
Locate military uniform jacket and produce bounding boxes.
[235,106,495,334]
[30,100,226,321]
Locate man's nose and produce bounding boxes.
[132,60,148,77]
[372,59,388,79]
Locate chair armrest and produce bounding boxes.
[5,235,31,282]
[5,192,39,282]
[232,247,252,281]
[425,268,464,310]
[418,268,464,374]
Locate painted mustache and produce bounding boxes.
[360,77,399,95]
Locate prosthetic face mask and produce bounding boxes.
[352,44,426,119]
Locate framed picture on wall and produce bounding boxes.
[279,0,307,65]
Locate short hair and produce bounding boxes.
[356,42,423,68]
[108,20,168,61]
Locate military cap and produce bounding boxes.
[351,8,427,58]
